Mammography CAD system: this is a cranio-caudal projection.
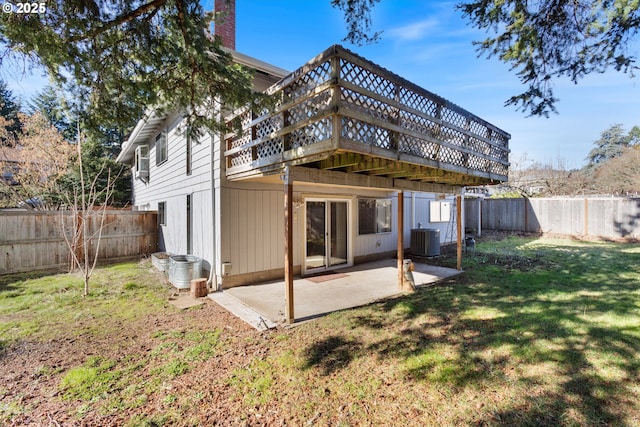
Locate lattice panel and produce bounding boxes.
[438,146,465,167]
[341,118,393,150]
[490,132,509,147]
[466,154,488,172]
[256,138,284,160]
[399,88,439,118]
[226,110,253,149]
[468,120,488,138]
[439,127,466,148]
[398,134,439,160]
[340,59,396,99]
[341,89,393,122]
[289,118,332,149]
[440,107,467,130]
[467,137,491,156]
[228,148,252,168]
[284,61,332,100]
[288,91,332,125]
[490,145,509,162]
[227,129,251,150]
[255,115,283,141]
[493,162,508,175]
[399,111,439,139]
[484,159,507,175]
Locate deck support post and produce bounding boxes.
[477,197,482,237]
[456,194,463,271]
[397,190,404,290]
[284,167,294,324]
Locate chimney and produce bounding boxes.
[214,0,236,50]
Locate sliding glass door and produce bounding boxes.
[305,200,350,272]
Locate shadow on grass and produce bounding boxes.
[301,335,362,376]
[0,269,65,293]
[301,238,640,425]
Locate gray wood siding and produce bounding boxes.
[217,181,457,282]
[131,113,214,266]
[220,186,286,276]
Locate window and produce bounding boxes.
[358,198,392,234]
[430,201,451,223]
[134,145,149,180]
[185,128,200,175]
[186,133,192,176]
[158,202,166,226]
[155,130,167,165]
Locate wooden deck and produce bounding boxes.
[224,45,510,186]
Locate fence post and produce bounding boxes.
[584,198,589,237]
[0,211,158,275]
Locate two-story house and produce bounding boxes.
[116,2,510,323]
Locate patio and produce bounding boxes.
[209,258,460,329]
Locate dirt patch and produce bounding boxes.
[475,252,551,271]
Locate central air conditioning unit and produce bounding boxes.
[134,145,149,180]
[410,228,440,257]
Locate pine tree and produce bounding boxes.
[0,80,22,145]
[0,1,267,136]
[334,0,640,117]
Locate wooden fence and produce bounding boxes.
[464,197,640,240]
[0,210,158,275]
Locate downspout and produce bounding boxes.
[411,191,416,229]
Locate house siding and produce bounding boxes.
[215,180,458,288]
[121,54,463,289]
[220,185,285,278]
[130,113,214,272]
[129,120,458,288]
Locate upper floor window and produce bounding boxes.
[186,133,192,176]
[134,145,149,181]
[155,130,168,166]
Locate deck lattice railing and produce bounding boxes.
[225,45,510,183]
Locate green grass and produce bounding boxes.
[271,236,640,425]
[0,261,169,347]
[1,236,639,426]
[0,261,223,424]
[54,326,222,420]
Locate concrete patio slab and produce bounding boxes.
[208,291,277,331]
[209,258,460,328]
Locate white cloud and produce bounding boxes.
[387,18,439,41]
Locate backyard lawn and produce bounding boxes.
[1,234,639,426]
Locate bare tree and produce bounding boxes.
[61,131,118,296]
[0,112,73,209]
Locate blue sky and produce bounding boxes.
[233,0,640,169]
[5,0,639,169]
